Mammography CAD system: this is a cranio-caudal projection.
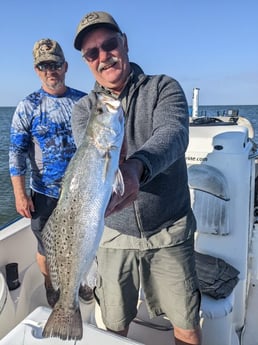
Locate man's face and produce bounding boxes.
[81,28,131,94]
[34,61,67,92]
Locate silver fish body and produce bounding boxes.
[42,94,124,340]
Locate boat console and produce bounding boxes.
[186,118,255,345]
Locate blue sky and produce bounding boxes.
[0,0,257,106]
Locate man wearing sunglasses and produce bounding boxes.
[72,12,201,345]
[9,38,94,308]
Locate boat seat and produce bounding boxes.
[0,272,16,339]
[200,291,238,345]
[200,291,234,319]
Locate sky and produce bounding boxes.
[0,0,257,106]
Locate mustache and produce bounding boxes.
[98,57,118,72]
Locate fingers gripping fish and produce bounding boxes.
[42,93,125,340]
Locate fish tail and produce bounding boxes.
[42,305,82,340]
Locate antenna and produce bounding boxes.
[192,88,200,118]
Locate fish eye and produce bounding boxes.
[96,105,104,115]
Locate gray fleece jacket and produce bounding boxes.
[72,63,192,243]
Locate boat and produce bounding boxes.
[1,88,258,345]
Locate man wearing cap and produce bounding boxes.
[9,38,93,307]
[72,11,201,345]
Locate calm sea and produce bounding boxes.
[1,105,258,229]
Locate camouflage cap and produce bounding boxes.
[74,11,122,51]
[33,38,65,66]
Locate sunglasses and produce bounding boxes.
[82,36,120,62]
[36,62,64,72]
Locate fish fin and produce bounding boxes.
[102,151,111,181]
[113,169,124,196]
[42,305,82,340]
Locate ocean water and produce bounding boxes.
[1,105,258,229]
[0,107,20,228]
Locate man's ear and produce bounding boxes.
[34,66,40,77]
[64,61,68,72]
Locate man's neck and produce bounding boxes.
[42,85,67,96]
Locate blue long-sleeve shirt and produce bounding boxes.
[9,87,86,198]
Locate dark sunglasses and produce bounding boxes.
[36,62,64,72]
[83,36,120,62]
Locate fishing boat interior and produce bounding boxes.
[1,88,258,345]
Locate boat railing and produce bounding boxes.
[0,216,22,231]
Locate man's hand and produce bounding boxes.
[11,176,35,218]
[15,194,35,218]
[105,158,144,217]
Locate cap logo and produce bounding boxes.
[38,40,53,53]
[80,12,100,26]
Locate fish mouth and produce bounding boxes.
[99,94,121,114]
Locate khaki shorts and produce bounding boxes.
[95,235,201,332]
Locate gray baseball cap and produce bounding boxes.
[33,39,65,66]
[74,11,122,51]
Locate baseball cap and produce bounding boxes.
[74,11,122,51]
[33,38,65,66]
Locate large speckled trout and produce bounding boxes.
[42,93,124,340]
